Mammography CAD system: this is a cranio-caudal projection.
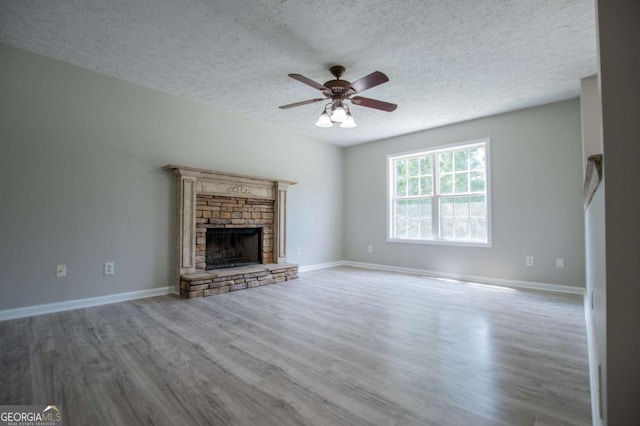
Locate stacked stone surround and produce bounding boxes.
[180,263,298,298]
[164,165,298,299]
[195,194,274,270]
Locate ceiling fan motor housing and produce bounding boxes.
[324,65,352,97]
[324,79,351,96]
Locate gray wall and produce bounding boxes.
[344,100,585,287]
[0,43,343,310]
[596,0,640,423]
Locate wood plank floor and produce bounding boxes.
[0,267,591,425]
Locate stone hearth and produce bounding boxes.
[164,165,298,297]
[180,263,299,298]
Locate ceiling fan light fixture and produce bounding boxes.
[340,113,357,128]
[315,111,333,127]
[330,105,348,123]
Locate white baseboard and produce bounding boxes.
[304,260,584,295]
[0,286,176,322]
[2,261,584,320]
[298,261,346,273]
[584,292,602,426]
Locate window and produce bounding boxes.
[388,139,491,246]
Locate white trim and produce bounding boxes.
[342,261,585,295]
[386,138,490,159]
[298,261,346,272]
[0,286,176,322]
[584,292,603,426]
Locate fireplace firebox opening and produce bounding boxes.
[206,228,263,270]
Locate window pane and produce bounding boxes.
[408,218,420,238]
[469,148,485,170]
[439,196,454,218]
[420,198,432,218]
[407,199,420,217]
[420,196,432,238]
[394,199,408,238]
[396,178,407,196]
[454,150,469,171]
[469,195,486,218]
[408,177,420,196]
[395,217,407,238]
[420,176,433,195]
[440,174,453,194]
[440,218,454,239]
[395,159,406,177]
[408,158,420,177]
[454,196,470,218]
[439,152,453,173]
[395,199,407,218]
[420,218,432,238]
[454,172,469,193]
[394,197,433,239]
[454,219,470,240]
[470,171,485,192]
[470,219,486,240]
[420,156,433,175]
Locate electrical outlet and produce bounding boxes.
[56,264,66,278]
[525,256,534,267]
[296,247,301,255]
[104,262,115,275]
[367,245,373,254]
[556,258,565,268]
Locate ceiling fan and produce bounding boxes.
[279,65,397,128]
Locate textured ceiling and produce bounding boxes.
[0,0,597,147]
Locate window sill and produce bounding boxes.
[387,238,492,248]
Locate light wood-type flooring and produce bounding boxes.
[0,267,591,425]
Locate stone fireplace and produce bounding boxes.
[164,165,298,298]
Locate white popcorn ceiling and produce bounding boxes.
[0,0,597,147]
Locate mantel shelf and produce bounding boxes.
[583,154,603,209]
[163,164,297,188]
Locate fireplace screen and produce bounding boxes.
[205,228,263,269]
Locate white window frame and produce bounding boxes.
[387,138,492,247]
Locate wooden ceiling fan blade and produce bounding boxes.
[351,96,397,112]
[278,98,326,109]
[288,74,328,91]
[349,71,389,93]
